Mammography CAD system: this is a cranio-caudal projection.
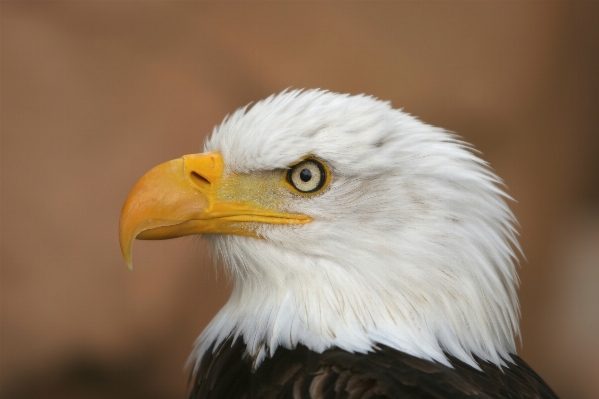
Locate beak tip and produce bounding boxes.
[123,251,133,270]
[120,236,134,271]
[123,245,134,270]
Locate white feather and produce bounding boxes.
[190,89,521,371]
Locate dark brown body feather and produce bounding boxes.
[190,336,558,399]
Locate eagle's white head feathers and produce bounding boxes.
[192,89,520,370]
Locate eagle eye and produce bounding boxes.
[287,158,328,195]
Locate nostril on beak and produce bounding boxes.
[190,171,211,188]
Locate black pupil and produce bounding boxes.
[299,168,312,182]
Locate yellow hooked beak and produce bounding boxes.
[119,152,311,269]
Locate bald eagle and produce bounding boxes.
[119,90,558,398]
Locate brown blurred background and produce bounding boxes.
[1,2,598,398]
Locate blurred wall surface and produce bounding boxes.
[1,2,598,399]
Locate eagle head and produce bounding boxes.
[119,90,520,370]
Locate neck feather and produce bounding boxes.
[190,240,518,372]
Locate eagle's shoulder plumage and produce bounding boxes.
[191,337,558,399]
